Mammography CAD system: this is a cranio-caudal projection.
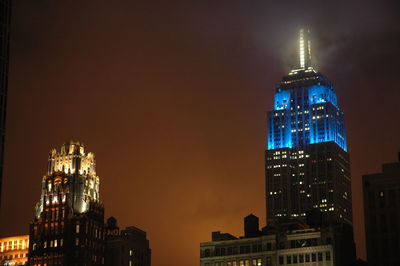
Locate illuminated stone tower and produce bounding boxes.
[28,142,106,265]
[265,29,352,225]
[0,0,11,210]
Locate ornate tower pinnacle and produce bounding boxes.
[34,141,100,219]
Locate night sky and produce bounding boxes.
[1,1,400,265]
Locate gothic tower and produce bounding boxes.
[28,142,106,265]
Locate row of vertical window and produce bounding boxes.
[75,223,105,240]
[0,252,28,260]
[204,258,263,266]
[44,208,65,221]
[279,251,331,264]
[203,243,273,258]
[0,239,29,252]
[32,239,63,250]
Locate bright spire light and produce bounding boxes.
[299,29,305,69]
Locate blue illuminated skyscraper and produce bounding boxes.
[265,29,352,225]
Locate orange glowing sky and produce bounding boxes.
[1,1,400,265]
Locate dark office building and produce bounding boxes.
[265,29,352,225]
[201,214,355,266]
[28,142,106,265]
[0,0,11,209]
[105,217,151,266]
[244,214,261,238]
[362,153,400,266]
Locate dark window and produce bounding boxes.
[382,240,388,255]
[215,248,220,256]
[326,251,331,261]
[318,252,322,261]
[232,246,238,255]
[287,255,291,264]
[312,253,316,262]
[293,254,298,263]
[310,238,317,246]
[389,190,396,207]
[266,256,272,266]
[299,254,304,263]
[379,191,385,208]
[245,246,250,253]
[279,256,284,265]
[390,213,397,231]
[221,248,225,256]
[370,215,377,233]
[381,214,387,233]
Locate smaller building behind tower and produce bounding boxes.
[105,217,151,266]
[362,153,400,266]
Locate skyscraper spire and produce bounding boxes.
[298,28,312,69]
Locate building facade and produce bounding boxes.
[0,235,29,265]
[265,29,352,225]
[0,0,11,209]
[201,214,355,266]
[105,217,151,266]
[28,142,106,265]
[362,154,400,266]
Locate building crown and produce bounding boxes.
[48,141,96,176]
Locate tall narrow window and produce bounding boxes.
[326,251,331,261]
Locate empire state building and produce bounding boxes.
[265,29,352,225]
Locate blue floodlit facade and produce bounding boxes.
[265,29,352,226]
[267,69,347,152]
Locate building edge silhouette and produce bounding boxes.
[0,0,12,211]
